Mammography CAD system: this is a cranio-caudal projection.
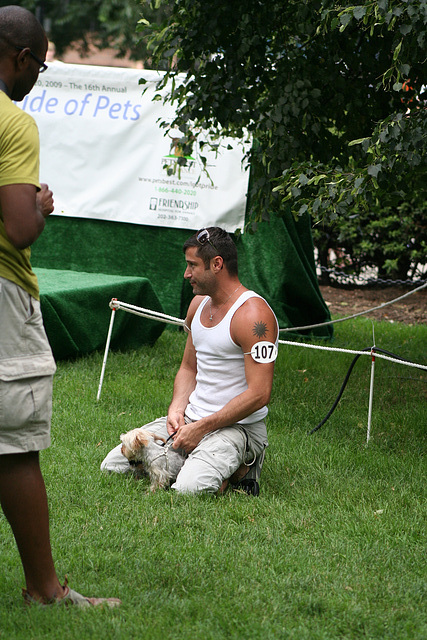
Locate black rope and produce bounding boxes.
[309,347,424,435]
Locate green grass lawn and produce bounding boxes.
[0,317,425,639]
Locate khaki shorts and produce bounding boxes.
[0,277,56,454]
[0,375,53,454]
[101,416,267,494]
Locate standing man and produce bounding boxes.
[0,6,120,607]
[102,227,278,495]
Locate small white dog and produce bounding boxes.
[120,427,186,491]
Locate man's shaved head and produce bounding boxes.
[0,5,47,57]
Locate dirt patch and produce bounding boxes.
[319,284,426,325]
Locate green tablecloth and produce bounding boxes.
[35,268,165,360]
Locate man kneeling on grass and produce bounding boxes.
[101,227,278,495]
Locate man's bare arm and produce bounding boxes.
[0,183,53,249]
[166,296,203,435]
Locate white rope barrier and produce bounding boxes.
[109,299,186,326]
[278,339,427,370]
[279,281,427,332]
[97,299,185,400]
[97,295,426,442]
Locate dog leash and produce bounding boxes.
[161,433,175,447]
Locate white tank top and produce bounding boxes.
[185,290,273,424]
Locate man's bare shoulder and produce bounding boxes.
[232,295,278,343]
[236,295,276,319]
[185,295,207,328]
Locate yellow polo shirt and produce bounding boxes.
[0,91,41,300]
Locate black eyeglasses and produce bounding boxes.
[196,228,218,253]
[15,46,48,73]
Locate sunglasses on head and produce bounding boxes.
[196,228,218,253]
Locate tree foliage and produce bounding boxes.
[141,0,426,226]
[7,1,425,279]
[313,188,426,281]
[1,0,171,65]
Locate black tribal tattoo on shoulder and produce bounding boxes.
[252,320,268,338]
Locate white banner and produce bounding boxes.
[19,63,250,232]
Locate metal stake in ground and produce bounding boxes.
[96,300,117,401]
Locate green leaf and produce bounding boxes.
[399,24,412,36]
[353,6,366,20]
[313,174,328,185]
[349,137,369,147]
[339,13,352,27]
[393,40,402,61]
[367,165,382,178]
